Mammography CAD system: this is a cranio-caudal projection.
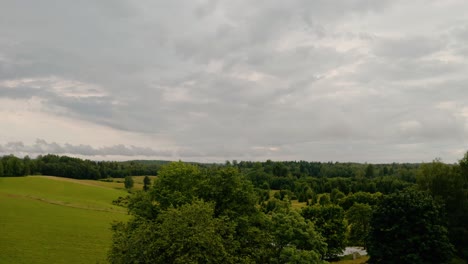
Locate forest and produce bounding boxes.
[1,153,467,263]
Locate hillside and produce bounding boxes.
[0,176,130,264]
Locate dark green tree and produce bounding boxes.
[151,161,202,209]
[418,159,468,259]
[109,200,235,264]
[346,203,372,247]
[23,155,31,175]
[302,204,347,259]
[365,164,375,178]
[269,209,326,263]
[367,189,453,264]
[330,188,345,204]
[124,176,134,190]
[143,175,151,191]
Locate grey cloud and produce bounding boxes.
[1,0,468,163]
[372,36,445,59]
[0,139,172,157]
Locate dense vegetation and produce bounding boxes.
[0,154,168,179]
[109,156,467,263]
[1,153,467,263]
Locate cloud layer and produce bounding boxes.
[0,139,171,157]
[1,0,468,162]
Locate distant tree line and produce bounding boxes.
[0,154,167,179]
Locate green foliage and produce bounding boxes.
[318,193,331,206]
[143,175,151,191]
[124,176,134,189]
[152,161,203,209]
[269,209,327,263]
[339,192,382,211]
[365,164,375,178]
[127,190,159,219]
[302,204,347,259]
[109,200,234,264]
[110,162,329,263]
[198,167,258,218]
[1,155,25,176]
[346,203,372,247]
[418,160,468,259]
[0,154,165,179]
[262,198,291,213]
[367,189,454,264]
[331,188,346,204]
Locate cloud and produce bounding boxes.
[0,139,172,157]
[1,0,468,163]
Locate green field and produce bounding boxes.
[101,175,157,190]
[0,176,130,264]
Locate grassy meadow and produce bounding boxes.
[0,176,131,264]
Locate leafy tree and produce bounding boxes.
[317,193,331,206]
[124,176,134,190]
[365,164,375,178]
[0,160,3,177]
[302,204,347,259]
[418,160,468,259]
[126,190,160,219]
[109,200,235,264]
[152,161,203,209]
[367,189,453,264]
[198,167,258,218]
[269,209,327,263]
[330,188,345,204]
[346,203,372,247]
[23,155,31,175]
[339,191,382,211]
[143,175,151,191]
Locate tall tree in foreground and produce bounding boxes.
[418,159,468,259]
[367,189,453,264]
[301,204,347,259]
[109,200,234,264]
[346,203,372,247]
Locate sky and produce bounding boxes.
[1,0,468,163]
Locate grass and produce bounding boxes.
[330,255,369,264]
[99,175,157,190]
[0,176,130,264]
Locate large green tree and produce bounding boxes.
[269,209,326,263]
[367,189,453,264]
[346,203,372,247]
[418,159,468,259]
[301,204,347,259]
[109,200,235,264]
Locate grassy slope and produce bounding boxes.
[0,176,130,264]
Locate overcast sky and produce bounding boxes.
[1,0,468,163]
